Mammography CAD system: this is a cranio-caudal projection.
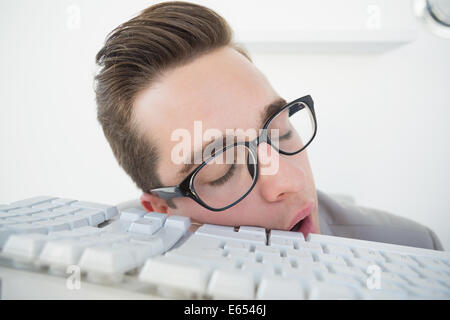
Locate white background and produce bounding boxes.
[1,0,449,249]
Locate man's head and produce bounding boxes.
[95,1,320,234]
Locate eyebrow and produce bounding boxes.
[176,97,287,179]
[258,97,287,129]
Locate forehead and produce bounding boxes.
[133,46,279,183]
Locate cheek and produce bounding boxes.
[301,152,315,183]
[291,150,313,179]
[169,197,229,224]
[171,194,264,227]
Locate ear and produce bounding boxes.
[140,192,169,214]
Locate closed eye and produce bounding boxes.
[279,130,292,140]
[208,164,236,186]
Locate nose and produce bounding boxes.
[256,142,305,202]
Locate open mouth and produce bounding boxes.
[288,205,314,236]
[286,202,315,236]
[290,217,306,232]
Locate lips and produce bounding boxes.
[291,217,305,232]
[288,203,315,236]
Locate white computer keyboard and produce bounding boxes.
[1,196,449,300]
[0,196,190,284]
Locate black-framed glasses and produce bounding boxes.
[150,95,317,212]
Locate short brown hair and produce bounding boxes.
[94,1,250,205]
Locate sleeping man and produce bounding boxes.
[94,1,443,250]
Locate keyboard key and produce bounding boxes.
[188,255,235,270]
[382,252,420,267]
[128,237,165,258]
[143,211,168,225]
[0,220,20,227]
[268,237,297,249]
[70,201,118,219]
[324,243,354,258]
[164,215,190,231]
[329,264,367,280]
[198,224,235,233]
[0,212,23,219]
[79,245,138,276]
[227,250,256,262]
[53,215,89,229]
[256,275,305,299]
[9,216,47,223]
[180,234,224,251]
[8,208,43,216]
[382,263,421,278]
[206,269,255,299]
[241,262,277,283]
[0,227,14,248]
[6,223,49,234]
[261,255,288,266]
[280,265,318,282]
[99,232,132,242]
[296,261,328,277]
[297,241,323,253]
[139,255,212,295]
[254,245,281,257]
[316,253,348,267]
[31,203,63,211]
[32,211,66,219]
[0,204,22,211]
[51,198,77,205]
[34,220,71,232]
[2,233,49,261]
[39,238,97,267]
[197,224,266,245]
[269,229,305,242]
[63,226,104,237]
[73,209,105,226]
[11,196,57,207]
[238,226,266,236]
[347,257,381,271]
[114,241,161,265]
[119,208,147,222]
[224,240,251,252]
[128,218,161,235]
[353,248,386,264]
[321,273,364,289]
[285,249,314,263]
[379,271,412,288]
[167,246,229,263]
[143,215,190,255]
[52,206,81,215]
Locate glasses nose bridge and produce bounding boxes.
[246,128,278,171]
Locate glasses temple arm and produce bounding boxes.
[150,187,184,200]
